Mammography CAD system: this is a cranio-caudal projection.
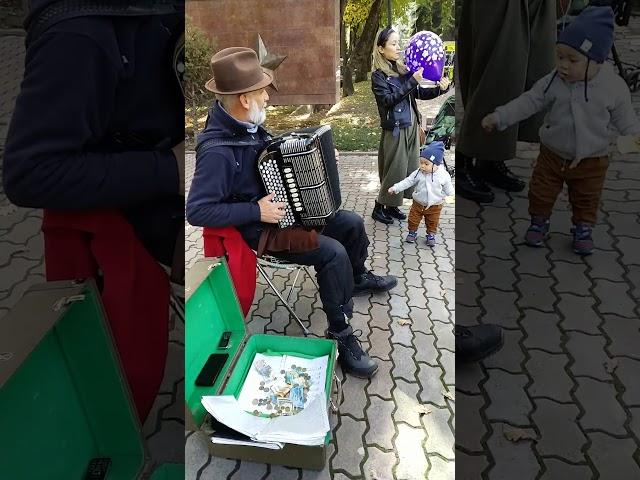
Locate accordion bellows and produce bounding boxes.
[257,125,342,229]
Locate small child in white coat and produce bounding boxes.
[481,6,640,255]
[388,141,454,246]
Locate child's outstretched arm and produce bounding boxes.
[610,79,640,136]
[388,170,420,194]
[442,170,454,197]
[482,71,555,132]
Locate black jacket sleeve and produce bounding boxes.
[2,31,179,209]
[371,71,419,109]
[416,82,449,100]
[185,149,261,228]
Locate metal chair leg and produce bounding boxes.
[257,264,309,337]
[303,266,319,290]
[286,267,303,303]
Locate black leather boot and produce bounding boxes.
[371,201,394,224]
[327,325,378,378]
[476,160,526,192]
[385,206,407,220]
[455,154,495,203]
[455,324,504,363]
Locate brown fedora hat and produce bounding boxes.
[205,47,274,94]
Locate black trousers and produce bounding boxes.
[247,211,369,330]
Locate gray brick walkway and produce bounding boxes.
[455,19,640,479]
[185,129,456,477]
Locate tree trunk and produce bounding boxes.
[191,86,198,140]
[350,0,383,83]
[340,0,354,96]
[432,1,443,34]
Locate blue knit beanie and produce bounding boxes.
[557,6,614,63]
[420,141,445,166]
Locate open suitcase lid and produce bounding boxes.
[185,257,247,427]
[0,280,145,479]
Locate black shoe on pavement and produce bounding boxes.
[455,324,504,363]
[385,206,407,220]
[476,160,526,192]
[371,201,394,225]
[327,325,378,378]
[353,270,397,295]
[455,155,495,203]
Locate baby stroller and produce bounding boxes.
[423,94,456,177]
[558,0,639,92]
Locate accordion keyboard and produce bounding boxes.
[257,154,297,228]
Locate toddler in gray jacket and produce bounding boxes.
[388,141,454,247]
[482,6,640,255]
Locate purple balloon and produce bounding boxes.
[404,31,445,81]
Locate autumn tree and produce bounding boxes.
[185,16,216,138]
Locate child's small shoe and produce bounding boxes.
[405,231,418,243]
[571,224,594,255]
[524,216,550,247]
[426,233,436,247]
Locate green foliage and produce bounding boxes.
[185,16,217,136]
[413,0,455,39]
[261,77,381,151]
[185,16,216,103]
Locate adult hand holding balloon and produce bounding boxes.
[404,31,446,81]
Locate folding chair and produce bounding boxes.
[255,254,319,337]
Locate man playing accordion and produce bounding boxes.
[187,47,397,379]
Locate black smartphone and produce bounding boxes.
[195,353,229,387]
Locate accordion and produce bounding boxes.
[257,125,342,229]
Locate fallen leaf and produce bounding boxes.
[415,404,432,416]
[503,425,538,443]
[442,389,455,401]
[397,319,412,326]
[604,359,618,374]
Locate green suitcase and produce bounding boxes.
[0,280,184,480]
[185,257,340,471]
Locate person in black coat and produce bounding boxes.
[4,0,185,266]
[187,47,399,379]
[370,26,450,224]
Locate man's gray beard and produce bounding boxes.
[249,100,267,126]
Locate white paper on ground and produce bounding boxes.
[210,436,284,450]
[202,394,329,446]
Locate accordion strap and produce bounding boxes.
[196,137,264,156]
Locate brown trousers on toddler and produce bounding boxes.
[529,145,610,226]
[408,201,443,234]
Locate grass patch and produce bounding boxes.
[186,77,381,151]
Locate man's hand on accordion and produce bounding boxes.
[258,192,286,224]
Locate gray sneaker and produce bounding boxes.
[327,325,378,378]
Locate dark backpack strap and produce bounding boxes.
[195,137,264,156]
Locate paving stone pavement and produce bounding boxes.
[0,31,184,474]
[455,20,640,479]
[185,117,456,479]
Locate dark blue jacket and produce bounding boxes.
[186,102,271,247]
[372,67,447,134]
[3,14,184,265]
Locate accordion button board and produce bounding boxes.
[257,125,340,230]
[258,156,297,228]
